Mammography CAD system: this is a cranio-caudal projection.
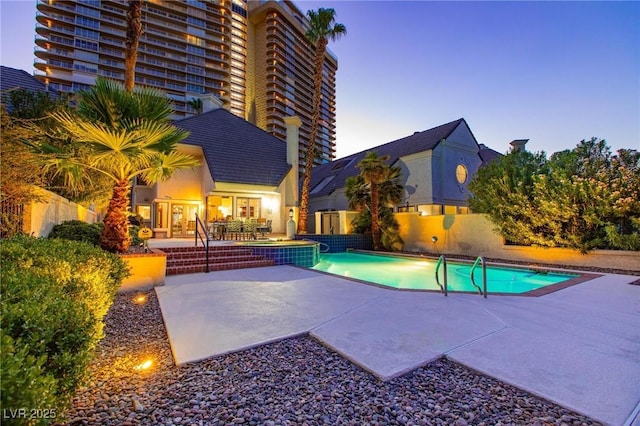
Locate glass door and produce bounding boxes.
[171,204,199,237]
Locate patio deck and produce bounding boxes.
[155,265,639,426]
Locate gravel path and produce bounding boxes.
[58,290,601,426]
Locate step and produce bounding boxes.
[166,254,267,267]
[166,259,275,275]
[164,248,255,261]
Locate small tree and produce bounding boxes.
[0,106,45,237]
[42,78,200,253]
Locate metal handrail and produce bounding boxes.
[194,214,210,273]
[435,255,448,296]
[470,256,487,298]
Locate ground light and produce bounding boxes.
[134,359,153,371]
[132,294,147,305]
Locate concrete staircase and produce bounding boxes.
[163,246,274,275]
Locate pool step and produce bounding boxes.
[162,246,274,275]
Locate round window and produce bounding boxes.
[456,164,468,184]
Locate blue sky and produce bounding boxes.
[2,0,638,157]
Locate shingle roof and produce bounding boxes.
[309,118,467,197]
[1,66,58,96]
[478,145,503,166]
[175,108,291,186]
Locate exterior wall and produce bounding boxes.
[314,210,359,234]
[396,213,640,271]
[431,123,482,206]
[118,250,166,292]
[396,150,433,205]
[26,187,97,237]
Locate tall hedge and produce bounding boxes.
[468,139,640,252]
[0,236,129,424]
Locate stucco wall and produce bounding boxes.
[27,187,97,237]
[396,212,640,271]
[432,123,482,206]
[118,250,166,292]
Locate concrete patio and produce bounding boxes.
[155,266,640,426]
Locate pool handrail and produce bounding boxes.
[470,256,487,298]
[301,238,330,253]
[435,255,448,296]
[194,213,211,273]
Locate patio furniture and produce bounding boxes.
[243,220,257,240]
[257,219,272,238]
[226,220,242,240]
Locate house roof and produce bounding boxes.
[175,108,291,186]
[0,66,58,96]
[309,118,468,197]
[478,144,503,166]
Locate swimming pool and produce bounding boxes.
[311,252,582,295]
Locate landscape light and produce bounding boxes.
[133,294,147,305]
[134,359,153,371]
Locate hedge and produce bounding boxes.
[49,220,143,247]
[0,236,129,424]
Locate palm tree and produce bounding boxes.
[187,97,203,115]
[47,78,199,253]
[346,159,404,251]
[124,0,143,92]
[298,8,346,234]
[357,152,391,250]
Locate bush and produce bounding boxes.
[49,220,144,248]
[48,220,102,246]
[0,236,129,423]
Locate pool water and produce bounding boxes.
[311,252,579,294]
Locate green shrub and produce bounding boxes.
[48,220,102,245]
[0,236,129,422]
[49,220,144,247]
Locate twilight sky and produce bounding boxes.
[2,0,639,158]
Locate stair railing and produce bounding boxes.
[194,214,210,273]
[435,255,448,296]
[470,256,487,298]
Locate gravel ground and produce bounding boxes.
[58,290,602,426]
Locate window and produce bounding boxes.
[236,197,261,219]
[206,195,232,221]
[74,39,98,51]
[456,164,468,184]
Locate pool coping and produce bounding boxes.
[311,250,602,297]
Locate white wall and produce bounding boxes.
[26,187,97,237]
[396,213,640,271]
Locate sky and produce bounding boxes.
[2,0,639,158]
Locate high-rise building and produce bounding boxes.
[34,0,337,166]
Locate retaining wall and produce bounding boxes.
[395,213,640,271]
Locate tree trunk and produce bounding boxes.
[124,0,143,92]
[298,37,328,234]
[370,182,381,250]
[100,179,131,253]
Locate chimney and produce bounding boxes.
[200,93,224,113]
[283,115,302,208]
[284,115,302,167]
[510,139,529,152]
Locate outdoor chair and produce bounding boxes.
[243,220,257,240]
[226,220,242,240]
